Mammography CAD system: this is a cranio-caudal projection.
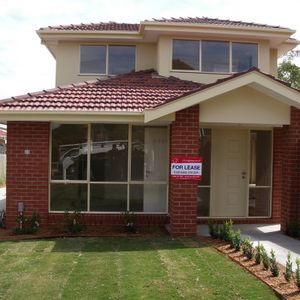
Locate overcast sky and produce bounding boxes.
[0,0,300,99]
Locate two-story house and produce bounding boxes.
[1,17,300,236]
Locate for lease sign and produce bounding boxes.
[171,156,202,181]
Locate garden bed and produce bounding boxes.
[199,236,300,300]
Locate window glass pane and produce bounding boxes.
[50,183,87,211]
[51,124,88,180]
[249,130,272,186]
[90,124,128,181]
[80,45,106,74]
[172,40,199,70]
[232,43,258,72]
[197,187,210,217]
[90,184,127,211]
[199,128,211,185]
[202,41,229,72]
[249,188,270,216]
[131,126,168,181]
[108,46,135,75]
[130,184,167,212]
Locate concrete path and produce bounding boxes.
[198,223,300,270]
[0,187,5,211]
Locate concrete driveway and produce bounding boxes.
[0,187,5,211]
[198,223,300,270]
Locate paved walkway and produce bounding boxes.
[198,223,300,270]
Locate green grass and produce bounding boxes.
[0,237,277,300]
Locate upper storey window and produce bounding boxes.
[172,39,258,73]
[80,45,136,75]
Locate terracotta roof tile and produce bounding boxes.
[0,70,203,112]
[39,17,287,32]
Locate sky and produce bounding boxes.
[0,0,300,99]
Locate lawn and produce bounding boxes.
[0,237,277,300]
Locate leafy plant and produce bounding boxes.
[224,219,234,243]
[285,218,300,238]
[212,224,220,239]
[219,224,226,241]
[12,211,41,234]
[261,246,270,271]
[270,249,279,277]
[296,258,300,289]
[0,210,5,228]
[123,211,136,233]
[233,230,242,251]
[255,243,263,265]
[208,220,215,237]
[241,238,254,260]
[285,252,293,282]
[64,211,86,234]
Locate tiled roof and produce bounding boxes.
[0,70,203,112]
[39,17,287,32]
[41,22,139,32]
[148,17,286,29]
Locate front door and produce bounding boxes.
[211,128,248,217]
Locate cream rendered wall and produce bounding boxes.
[269,48,278,77]
[55,41,157,86]
[157,36,272,84]
[199,85,290,125]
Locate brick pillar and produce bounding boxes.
[281,107,300,229]
[6,122,50,228]
[169,105,199,236]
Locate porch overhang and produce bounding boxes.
[144,70,300,124]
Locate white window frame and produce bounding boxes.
[79,45,137,76]
[48,123,169,214]
[171,39,258,74]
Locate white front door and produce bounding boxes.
[211,128,248,217]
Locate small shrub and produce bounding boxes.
[208,220,215,237]
[233,230,242,251]
[0,210,5,228]
[270,249,279,277]
[285,218,300,238]
[255,243,263,265]
[212,224,220,239]
[296,258,300,289]
[219,224,226,241]
[224,219,234,243]
[12,211,41,235]
[261,246,270,271]
[64,211,86,234]
[285,252,293,282]
[242,237,254,259]
[123,211,136,233]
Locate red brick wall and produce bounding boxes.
[169,105,199,236]
[281,107,300,229]
[6,122,50,228]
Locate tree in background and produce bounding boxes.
[278,50,300,89]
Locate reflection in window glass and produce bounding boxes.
[232,43,258,72]
[51,124,88,180]
[130,184,167,212]
[172,40,199,70]
[249,188,271,217]
[131,126,168,181]
[199,129,211,186]
[50,183,87,211]
[108,46,135,75]
[90,184,127,211]
[202,41,229,72]
[197,187,210,217]
[80,45,106,74]
[91,124,128,182]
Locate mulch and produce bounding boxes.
[198,236,300,300]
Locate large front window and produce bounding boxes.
[80,45,136,75]
[50,124,168,213]
[172,39,258,73]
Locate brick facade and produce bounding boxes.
[281,107,300,229]
[169,105,199,236]
[6,122,50,228]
